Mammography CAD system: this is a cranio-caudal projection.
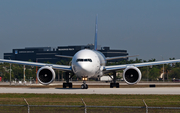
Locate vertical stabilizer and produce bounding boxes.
[94,14,98,50]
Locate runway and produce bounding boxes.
[0,87,180,94]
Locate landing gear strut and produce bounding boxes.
[110,71,119,88]
[81,77,88,89]
[63,72,73,88]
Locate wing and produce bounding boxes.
[105,59,180,71]
[106,55,139,61]
[0,59,71,71]
[55,55,73,59]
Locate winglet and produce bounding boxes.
[94,14,98,50]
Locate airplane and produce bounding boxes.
[1,15,180,89]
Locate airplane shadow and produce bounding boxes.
[55,88,82,90]
[28,87,83,90]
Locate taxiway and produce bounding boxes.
[0,87,180,94]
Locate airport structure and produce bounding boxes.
[4,44,128,63]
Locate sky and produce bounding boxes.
[0,0,180,61]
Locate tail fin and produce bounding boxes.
[94,14,98,50]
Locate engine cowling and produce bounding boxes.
[37,66,55,85]
[123,66,142,85]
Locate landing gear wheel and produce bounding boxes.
[110,83,119,88]
[109,72,119,88]
[63,83,72,88]
[81,84,88,89]
[81,84,84,89]
[81,80,88,89]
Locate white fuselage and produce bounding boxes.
[72,49,106,78]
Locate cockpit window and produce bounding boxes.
[76,59,92,62]
[84,59,88,61]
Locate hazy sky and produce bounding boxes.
[0,0,180,60]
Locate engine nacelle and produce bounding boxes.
[37,66,55,85]
[123,66,142,85]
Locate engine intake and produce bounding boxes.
[123,66,142,85]
[37,66,55,85]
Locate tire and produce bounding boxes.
[116,83,119,88]
[81,84,85,89]
[69,84,72,88]
[110,83,113,88]
[63,84,66,88]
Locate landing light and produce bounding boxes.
[82,77,88,81]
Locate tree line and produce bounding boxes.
[107,58,180,81]
[0,59,70,82]
[0,58,180,82]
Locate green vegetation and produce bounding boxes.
[108,58,180,81]
[0,94,180,113]
[0,63,36,82]
[1,94,180,107]
[0,59,71,82]
[1,58,180,82]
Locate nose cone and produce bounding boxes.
[78,63,92,72]
[74,62,95,78]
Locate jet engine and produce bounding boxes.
[37,66,55,85]
[123,66,142,85]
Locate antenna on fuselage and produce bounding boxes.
[94,14,98,50]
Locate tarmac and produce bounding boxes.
[1,81,180,94]
[0,87,180,94]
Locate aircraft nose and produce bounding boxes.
[78,63,92,72]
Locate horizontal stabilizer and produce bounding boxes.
[55,55,73,59]
[106,55,139,61]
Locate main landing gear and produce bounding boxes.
[63,72,73,88]
[110,71,119,88]
[81,77,88,89]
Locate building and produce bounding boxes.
[4,45,128,63]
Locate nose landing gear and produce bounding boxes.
[81,77,88,89]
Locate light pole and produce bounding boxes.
[147,66,149,82]
[36,59,38,84]
[23,65,26,85]
[10,63,11,85]
[9,58,12,85]
[161,56,164,82]
[30,77,33,84]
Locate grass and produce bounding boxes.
[0,94,180,113]
[0,94,180,106]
